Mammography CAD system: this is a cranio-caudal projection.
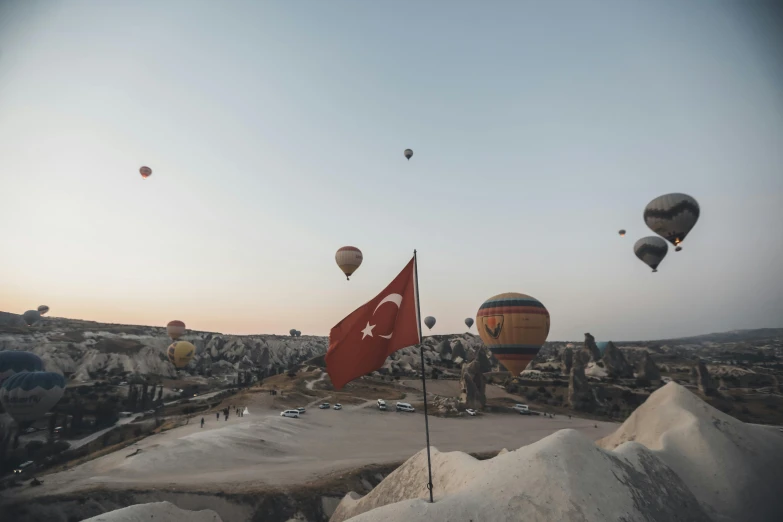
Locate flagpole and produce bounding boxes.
[413,249,435,503]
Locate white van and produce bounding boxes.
[280,409,300,418]
[396,402,415,413]
[513,404,530,415]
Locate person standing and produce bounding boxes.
[201,417,205,428]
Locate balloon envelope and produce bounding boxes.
[476,293,550,376]
[618,229,626,237]
[404,149,413,160]
[465,318,474,329]
[424,316,436,330]
[0,371,66,422]
[140,166,152,179]
[167,341,195,368]
[22,310,41,326]
[37,305,50,315]
[167,320,186,340]
[335,246,363,280]
[289,329,296,336]
[634,236,668,272]
[0,351,44,386]
[643,193,700,251]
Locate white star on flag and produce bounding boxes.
[361,322,375,339]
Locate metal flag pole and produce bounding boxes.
[413,249,435,503]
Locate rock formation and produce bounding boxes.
[561,347,573,375]
[568,352,596,411]
[438,340,452,362]
[583,333,602,362]
[601,341,634,378]
[459,359,486,409]
[636,351,661,382]
[451,340,466,361]
[475,346,493,373]
[696,359,716,395]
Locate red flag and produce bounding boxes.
[326,257,420,390]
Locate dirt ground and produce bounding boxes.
[3,380,616,502]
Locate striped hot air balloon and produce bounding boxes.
[37,305,50,315]
[476,293,550,377]
[167,320,186,341]
[335,246,363,280]
[0,371,66,422]
[167,341,195,368]
[634,236,668,272]
[643,193,700,251]
[0,351,44,386]
[140,166,152,179]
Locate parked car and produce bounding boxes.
[297,407,306,414]
[13,461,35,474]
[377,399,386,408]
[333,403,342,410]
[513,404,530,415]
[379,403,387,411]
[53,426,63,435]
[396,402,415,413]
[465,409,477,416]
[23,427,37,434]
[280,410,300,418]
[319,403,330,409]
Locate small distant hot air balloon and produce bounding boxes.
[634,236,668,272]
[0,371,66,422]
[37,305,50,315]
[140,166,152,179]
[404,149,413,161]
[335,246,363,280]
[0,351,44,386]
[22,310,41,326]
[618,229,626,237]
[424,316,436,330]
[295,330,302,337]
[476,293,550,377]
[167,320,186,341]
[167,341,195,368]
[643,193,700,251]
[289,329,297,337]
[465,317,474,330]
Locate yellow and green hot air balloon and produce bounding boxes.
[167,341,195,368]
[476,292,550,377]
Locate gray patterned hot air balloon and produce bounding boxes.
[643,193,700,251]
[465,318,474,329]
[0,371,66,422]
[404,149,413,161]
[634,236,669,272]
[295,330,302,337]
[37,305,50,315]
[424,316,436,330]
[22,310,41,326]
[289,329,297,337]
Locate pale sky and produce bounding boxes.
[1,1,781,341]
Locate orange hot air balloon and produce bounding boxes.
[335,246,363,280]
[167,320,186,340]
[476,292,550,377]
[140,166,152,179]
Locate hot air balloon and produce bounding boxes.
[0,371,66,422]
[0,351,44,386]
[476,293,550,377]
[167,320,186,341]
[618,229,626,237]
[634,236,668,272]
[289,329,297,337]
[167,341,195,368]
[140,166,152,179]
[643,193,700,251]
[37,305,50,315]
[465,318,474,329]
[404,149,413,160]
[22,310,41,326]
[295,330,302,337]
[335,246,363,280]
[424,316,436,330]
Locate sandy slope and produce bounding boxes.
[3,390,615,502]
[597,382,783,522]
[332,383,783,522]
[81,501,222,521]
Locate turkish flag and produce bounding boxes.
[326,257,420,390]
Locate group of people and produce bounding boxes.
[200,404,246,428]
